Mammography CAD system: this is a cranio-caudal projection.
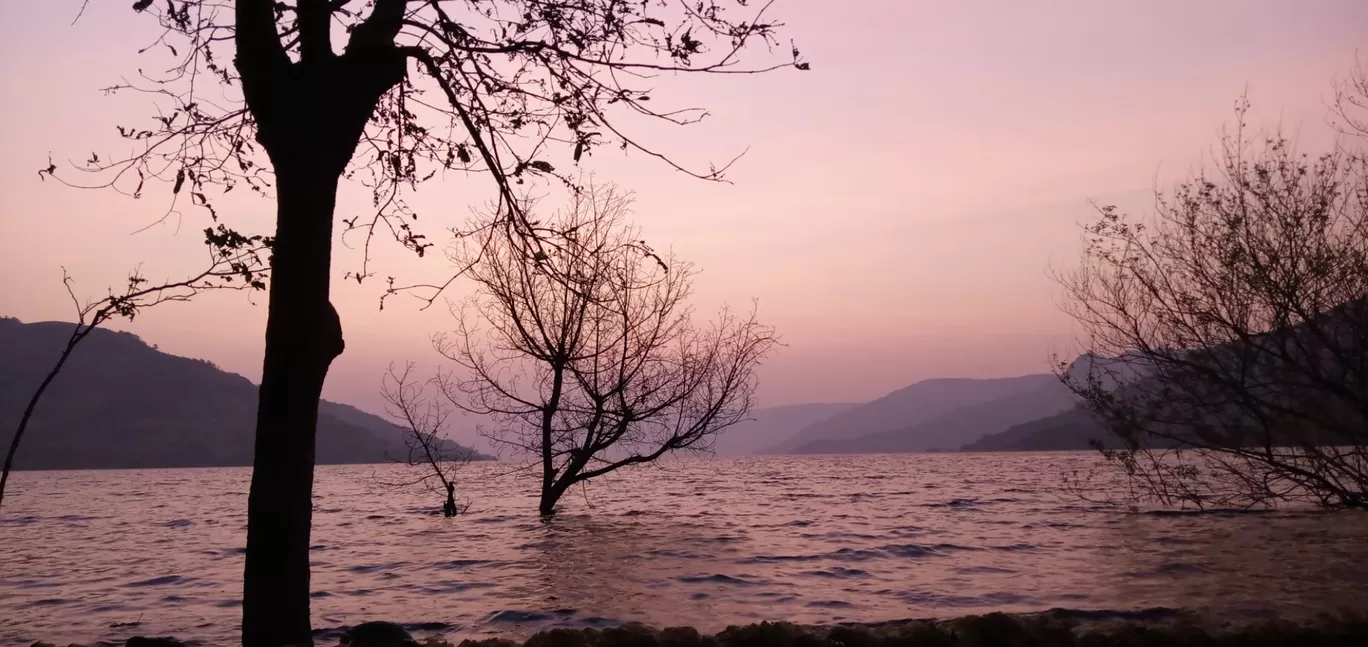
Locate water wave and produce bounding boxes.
[3,453,1366,646]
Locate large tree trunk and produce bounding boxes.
[242,165,345,647]
[233,8,406,635]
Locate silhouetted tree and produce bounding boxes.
[382,361,474,516]
[47,2,802,643]
[1,229,269,509]
[1058,99,1368,510]
[434,187,775,515]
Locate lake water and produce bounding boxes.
[3,452,1367,646]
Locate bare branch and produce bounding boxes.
[381,361,476,516]
[2,232,272,509]
[1057,96,1368,510]
[67,0,803,297]
[429,183,776,514]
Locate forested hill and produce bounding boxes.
[0,318,487,470]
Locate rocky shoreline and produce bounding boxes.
[34,608,1368,647]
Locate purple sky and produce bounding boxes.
[2,1,1365,447]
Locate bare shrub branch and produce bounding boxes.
[380,361,475,516]
[1057,97,1368,510]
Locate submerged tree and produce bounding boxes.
[382,361,475,517]
[434,187,776,515]
[1059,100,1368,510]
[47,1,802,643]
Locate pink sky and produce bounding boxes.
[2,1,1365,448]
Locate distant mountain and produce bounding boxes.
[711,402,859,456]
[792,379,1077,454]
[961,345,1322,453]
[958,405,1124,452]
[764,374,1060,454]
[954,356,1141,453]
[0,318,488,470]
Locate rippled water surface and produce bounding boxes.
[4,453,1367,645]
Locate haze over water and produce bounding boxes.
[5,453,1366,646]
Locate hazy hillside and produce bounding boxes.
[765,374,1060,453]
[958,405,1125,452]
[711,402,859,456]
[792,379,1076,454]
[959,347,1311,453]
[0,318,487,470]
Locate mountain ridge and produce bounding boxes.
[764,373,1061,454]
[712,402,859,456]
[0,317,488,470]
[959,405,1115,452]
[792,379,1077,454]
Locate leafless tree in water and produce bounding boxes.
[1057,96,1368,510]
[381,362,476,516]
[1,228,270,509]
[433,185,776,515]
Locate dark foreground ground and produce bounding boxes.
[67,607,1368,647]
[446,611,1368,647]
